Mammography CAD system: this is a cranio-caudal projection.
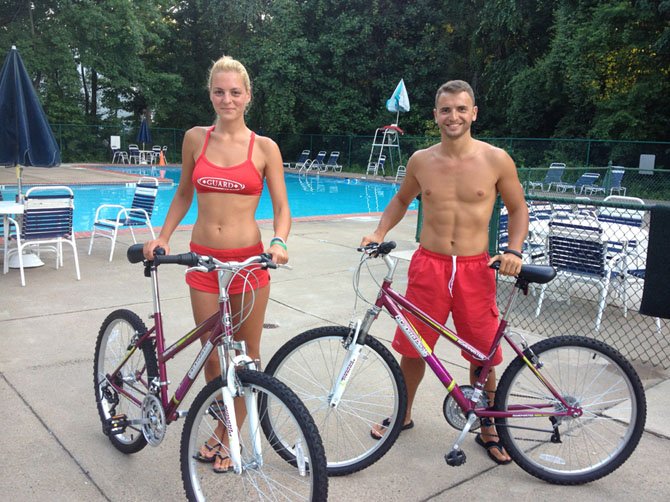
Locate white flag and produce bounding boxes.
[386,79,410,113]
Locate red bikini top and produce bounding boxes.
[192,127,263,196]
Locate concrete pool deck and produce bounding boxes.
[0,163,401,188]
[1,208,670,500]
[0,164,178,188]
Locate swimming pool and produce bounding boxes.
[4,169,415,233]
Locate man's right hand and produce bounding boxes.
[143,238,170,260]
[360,231,385,248]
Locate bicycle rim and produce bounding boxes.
[265,326,406,475]
[496,336,646,484]
[94,310,156,452]
[181,371,328,501]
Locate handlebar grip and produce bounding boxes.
[127,244,146,264]
[378,241,397,254]
[154,252,200,267]
[357,241,397,256]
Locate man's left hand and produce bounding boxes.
[488,253,522,276]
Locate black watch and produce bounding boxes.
[503,249,523,259]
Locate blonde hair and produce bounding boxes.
[207,55,252,95]
[435,80,475,106]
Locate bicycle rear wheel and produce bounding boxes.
[93,309,158,454]
[495,335,646,485]
[265,325,407,476]
[181,370,328,501]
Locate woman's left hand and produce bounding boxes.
[268,243,289,265]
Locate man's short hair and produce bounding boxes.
[435,80,475,106]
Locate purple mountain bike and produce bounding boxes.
[265,241,646,484]
[93,244,327,501]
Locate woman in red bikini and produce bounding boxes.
[143,55,290,472]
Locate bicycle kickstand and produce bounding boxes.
[445,413,478,467]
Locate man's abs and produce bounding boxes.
[419,208,492,256]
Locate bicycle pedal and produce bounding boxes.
[445,449,467,467]
[103,414,128,436]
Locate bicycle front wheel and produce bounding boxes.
[181,370,328,502]
[93,309,158,454]
[495,335,646,485]
[265,326,407,476]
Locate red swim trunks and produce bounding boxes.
[185,241,270,295]
[392,246,502,365]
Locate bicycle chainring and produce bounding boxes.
[443,385,488,431]
[141,394,166,446]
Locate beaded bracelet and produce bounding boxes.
[270,237,287,250]
[503,249,523,259]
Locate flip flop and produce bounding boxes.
[475,433,512,465]
[370,417,414,440]
[213,452,233,474]
[194,442,221,463]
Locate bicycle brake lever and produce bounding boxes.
[361,242,378,250]
[260,252,278,269]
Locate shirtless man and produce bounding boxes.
[361,80,528,464]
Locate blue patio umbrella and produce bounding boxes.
[136,115,152,150]
[0,45,60,199]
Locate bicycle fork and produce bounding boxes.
[216,343,258,475]
[328,318,367,408]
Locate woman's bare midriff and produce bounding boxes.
[191,194,262,249]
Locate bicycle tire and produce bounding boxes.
[181,369,328,501]
[265,325,407,476]
[495,335,646,485]
[93,309,158,454]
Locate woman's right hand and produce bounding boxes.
[143,237,170,260]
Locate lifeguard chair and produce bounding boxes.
[366,124,403,176]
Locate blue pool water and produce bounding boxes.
[6,168,415,233]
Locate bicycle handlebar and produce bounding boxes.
[358,241,556,284]
[357,241,397,256]
[126,243,277,270]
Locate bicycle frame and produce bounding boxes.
[104,260,251,426]
[347,253,578,422]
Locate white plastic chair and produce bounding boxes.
[528,163,566,191]
[88,177,158,261]
[127,144,141,164]
[366,155,386,176]
[111,147,129,164]
[323,151,343,172]
[608,168,627,196]
[535,219,624,330]
[5,186,80,286]
[302,151,327,173]
[283,150,310,170]
[395,165,406,182]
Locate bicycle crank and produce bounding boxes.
[443,385,488,431]
[141,394,167,446]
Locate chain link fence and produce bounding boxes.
[12,123,670,368]
[49,123,185,164]
[45,125,669,178]
[491,193,669,370]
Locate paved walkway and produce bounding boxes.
[1,165,668,500]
